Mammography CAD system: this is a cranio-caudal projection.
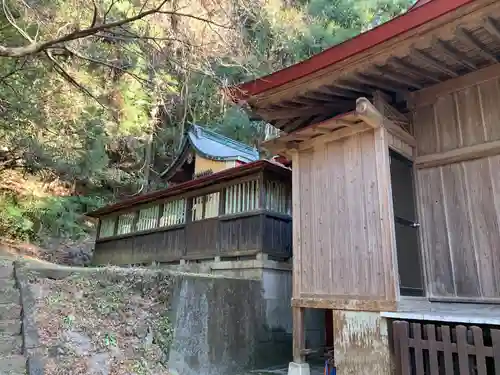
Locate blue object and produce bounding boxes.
[325,360,336,375]
[161,124,259,179]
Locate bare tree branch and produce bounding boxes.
[45,50,115,120]
[64,47,153,85]
[0,0,233,58]
[90,0,99,28]
[0,57,28,83]
[103,0,117,23]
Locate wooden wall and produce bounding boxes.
[414,77,500,302]
[93,212,292,265]
[292,129,398,311]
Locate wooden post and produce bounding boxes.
[292,306,306,363]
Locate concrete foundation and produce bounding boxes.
[333,310,392,375]
[287,362,311,375]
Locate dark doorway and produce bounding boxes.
[389,149,424,297]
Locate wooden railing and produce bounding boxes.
[93,210,292,266]
[392,320,500,374]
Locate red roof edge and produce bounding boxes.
[87,160,290,217]
[228,0,475,101]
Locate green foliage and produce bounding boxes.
[0,191,109,241]
[0,0,415,244]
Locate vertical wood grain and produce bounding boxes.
[291,150,302,298]
[416,168,455,297]
[441,163,480,297]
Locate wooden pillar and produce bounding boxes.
[292,306,306,363]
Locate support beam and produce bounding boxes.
[292,307,306,363]
[416,139,500,169]
[353,73,405,93]
[316,86,360,99]
[297,123,371,151]
[409,62,500,108]
[330,81,367,94]
[356,97,383,128]
[433,38,477,70]
[485,17,500,41]
[456,27,498,64]
[388,57,441,84]
[258,105,338,120]
[373,66,424,89]
[410,48,459,77]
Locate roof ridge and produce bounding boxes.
[191,124,257,155]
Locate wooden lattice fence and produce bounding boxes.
[392,320,500,374]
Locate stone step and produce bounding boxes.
[0,335,22,355]
[0,285,20,305]
[0,355,26,374]
[0,320,21,335]
[0,304,21,320]
[0,262,14,279]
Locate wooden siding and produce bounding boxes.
[93,212,292,265]
[417,157,500,300]
[262,214,292,259]
[219,214,261,255]
[292,129,398,310]
[185,218,219,258]
[93,227,186,265]
[414,77,500,302]
[414,77,500,156]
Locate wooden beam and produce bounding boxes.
[416,139,500,169]
[484,17,500,41]
[302,90,354,102]
[410,48,459,77]
[353,73,405,92]
[316,86,360,99]
[298,123,371,151]
[388,57,442,83]
[257,106,336,120]
[282,116,312,133]
[384,119,416,147]
[356,97,383,128]
[409,62,500,108]
[330,81,367,94]
[373,66,424,89]
[433,38,477,70]
[456,27,498,63]
[292,297,397,312]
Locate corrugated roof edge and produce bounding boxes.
[193,124,258,158]
[226,0,475,101]
[159,124,259,178]
[86,159,290,217]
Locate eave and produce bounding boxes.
[87,160,291,217]
[227,0,500,134]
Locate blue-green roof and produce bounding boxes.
[188,124,259,163]
[160,124,259,178]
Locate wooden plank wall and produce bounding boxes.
[414,77,500,301]
[293,129,398,310]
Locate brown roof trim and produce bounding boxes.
[86,160,290,217]
[227,0,476,101]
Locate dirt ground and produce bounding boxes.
[26,267,174,375]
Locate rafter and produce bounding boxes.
[410,48,459,77]
[315,86,360,99]
[433,38,477,70]
[388,57,441,83]
[372,66,423,89]
[352,73,405,93]
[329,81,367,94]
[456,27,498,64]
[485,17,500,41]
